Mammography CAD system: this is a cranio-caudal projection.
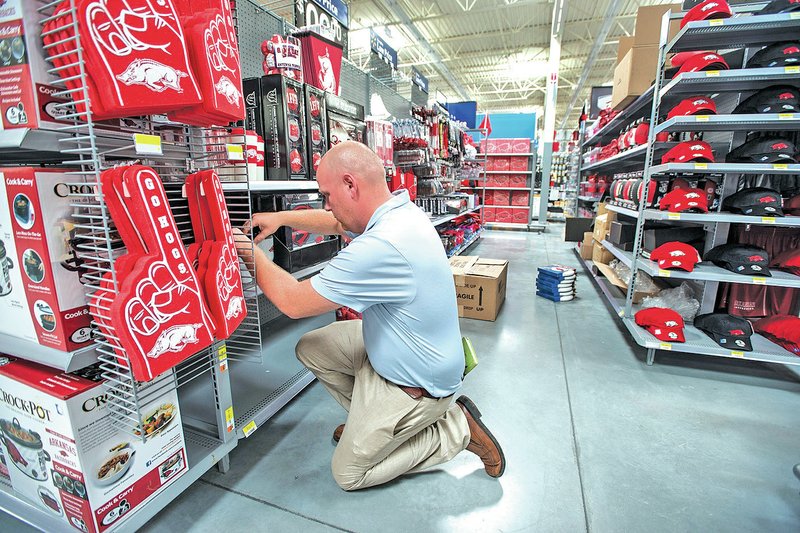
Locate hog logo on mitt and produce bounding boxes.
[146,323,202,359]
[214,76,242,105]
[116,59,188,92]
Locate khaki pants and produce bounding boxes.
[295,320,470,491]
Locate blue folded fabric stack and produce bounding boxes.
[536,265,577,302]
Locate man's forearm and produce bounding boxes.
[276,209,343,236]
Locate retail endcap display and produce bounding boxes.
[747,42,800,68]
[760,0,800,14]
[661,141,715,164]
[693,313,754,351]
[680,0,732,29]
[704,243,772,276]
[673,51,729,77]
[649,242,702,272]
[722,187,784,216]
[725,137,799,164]
[667,96,717,120]
[732,86,800,114]
[634,307,686,343]
[754,314,800,355]
[770,248,800,275]
[659,188,710,213]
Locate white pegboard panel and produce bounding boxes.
[235,0,286,79]
[339,60,370,111]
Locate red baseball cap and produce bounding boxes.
[650,242,702,272]
[667,96,717,120]
[754,314,800,355]
[635,307,686,342]
[661,140,715,164]
[681,0,733,29]
[675,52,730,77]
[770,248,800,275]
[659,187,710,213]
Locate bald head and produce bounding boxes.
[319,141,387,191]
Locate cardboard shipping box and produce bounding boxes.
[580,232,594,260]
[592,256,663,304]
[612,45,659,111]
[0,359,187,533]
[450,256,508,321]
[616,36,636,65]
[633,4,682,47]
[592,240,615,264]
[592,211,617,243]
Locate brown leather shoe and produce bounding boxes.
[332,424,345,443]
[456,396,505,477]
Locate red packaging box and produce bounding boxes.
[494,175,510,187]
[486,140,500,153]
[482,207,495,222]
[509,175,527,188]
[509,157,529,172]
[493,190,510,206]
[513,209,530,223]
[0,168,92,352]
[0,359,187,533]
[494,158,510,172]
[511,191,530,206]
[485,159,495,172]
[496,140,512,153]
[483,191,494,206]
[512,139,531,153]
[484,175,496,187]
[495,208,513,223]
[294,31,343,94]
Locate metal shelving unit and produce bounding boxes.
[431,205,483,227]
[448,230,483,258]
[0,333,98,372]
[601,239,800,289]
[655,113,800,134]
[581,144,651,172]
[583,86,655,147]
[584,6,800,370]
[222,180,320,192]
[606,204,800,226]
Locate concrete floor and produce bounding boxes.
[2,228,799,532]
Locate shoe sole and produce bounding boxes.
[457,395,506,477]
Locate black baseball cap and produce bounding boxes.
[725,137,798,163]
[704,243,772,276]
[722,187,784,216]
[747,42,800,68]
[732,86,800,114]
[694,313,754,351]
[760,0,800,15]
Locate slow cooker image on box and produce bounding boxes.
[0,418,51,481]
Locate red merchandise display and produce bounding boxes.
[509,175,527,188]
[96,166,216,382]
[511,191,530,206]
[493,190,510,207]
[261,34,303,81]
[483,207,496,222]
[305,85,329,179]
[513,209,530,223]
[294,30,343,94]
[495,208,513,223]
[494,174,510,187]
[494,158,511,172]
[509,157,528,172]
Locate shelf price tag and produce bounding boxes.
[225,407,235,433]
[659,343,672,351]
[792,12,800,19]
[217,344,228,371]
[242,420,258,438]
[695,115,710,122]
[226,144,245,161]
[709,19,724,26]
[786,66,800,74]
[705,70,720,77]
[761,216,776,224]
[778,113,795,120]
[730,351,744,358]
[694,163,708,170]
[752,277,767,285]
[668,213,681,220]
[773,164,789,170]
[658,269,672,277]
[133,133,162,156]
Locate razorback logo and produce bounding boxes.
[685,192,702,198]
[703,54,718,61]
[665,320,679,327]
[784,46,800,55]
[779,92,796,101]
[729,329,745,335]
[701,2,719,12]
[669,250,686,257]
[747,255,765,262]
[690,144,706,150]
[758,196,777,203]
[772,142,789,150]
[693,99,710,106]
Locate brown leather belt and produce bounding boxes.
[399,385,438,400]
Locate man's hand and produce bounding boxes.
[243,212,284,244]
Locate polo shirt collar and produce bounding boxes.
[364,190,410,232]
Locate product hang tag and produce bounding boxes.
[133,133,163,156]
[226,144,244,161]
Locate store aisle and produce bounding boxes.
[2,229,799,532]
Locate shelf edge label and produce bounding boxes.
[668,213,681,220]
[761,216,776,224]
[659,342,672,351]
[133,133,162,156]
[225,406,235,433]
[786,66,800,74]
[695,115,710,122]
[778,113,795,120]
[730,351,744,358]
[752,277,767,285]
[772,164,788,170]
[705,70,720,77]
[694,163,708,169]
[658,269,672,277]
[242,420,258,438]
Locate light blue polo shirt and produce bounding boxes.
[310,190,463,397]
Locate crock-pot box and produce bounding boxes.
[0,168,92,352]
[0,0,72,134]
[0,357,187,533]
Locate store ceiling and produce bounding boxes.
[346,0,683,131]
